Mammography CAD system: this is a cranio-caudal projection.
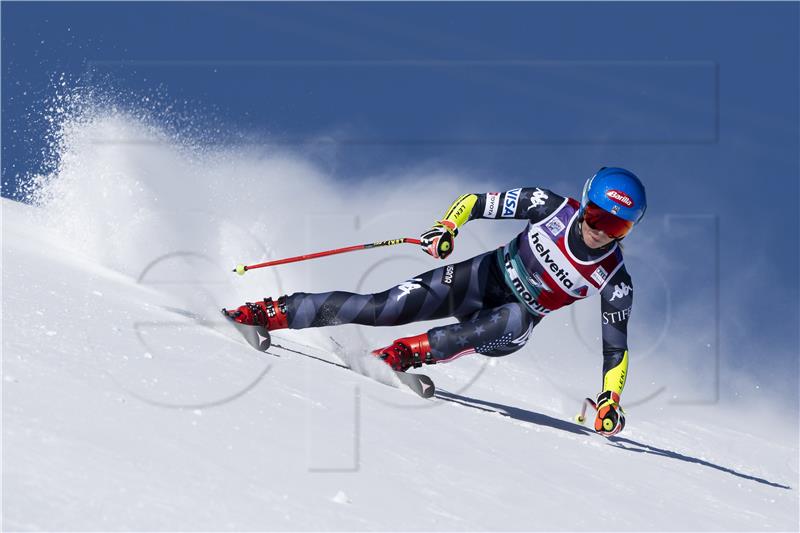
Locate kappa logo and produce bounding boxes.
[609,282,632,301]
[545,217,565,236]
[396,278,423,301]
[484,192,500,218]
[441,264,455,286]
[502,188,522,218]
[527,188,549,211]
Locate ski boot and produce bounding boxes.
[371,332,434,372]
[221,296,288,351]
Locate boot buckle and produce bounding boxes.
[263,297,276,318]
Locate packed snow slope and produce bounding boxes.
[3,111,798,530]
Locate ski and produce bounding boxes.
[328,336,435,399]
[220,310,435,398]
[394,371,436,398]
[221,310,273,351]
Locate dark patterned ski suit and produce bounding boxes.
[282,188,633,391]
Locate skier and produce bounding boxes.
[224,167,645,436]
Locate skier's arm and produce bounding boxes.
[593,267,633,436]
[419,193,483,259]
[599,267,632,395]
[420,188,563,259]
[438,188,564,228]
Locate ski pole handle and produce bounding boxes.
[233,237,422,275]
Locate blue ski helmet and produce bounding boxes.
[580,167,647,228]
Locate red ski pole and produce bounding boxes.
[232,237,422,276]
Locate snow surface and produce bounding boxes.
[2,111,798,530]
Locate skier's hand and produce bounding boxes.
[594,390,625,437]
[420,220,457,260]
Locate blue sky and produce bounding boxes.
[4,2,797,185]
[2,2,799,390]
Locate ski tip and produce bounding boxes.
[395,371,436,398]
[220,309,272,352]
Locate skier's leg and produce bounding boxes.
[374,298,539,371]
[222,249,530,371]
[280,250,498,329]
[427,301,540,363]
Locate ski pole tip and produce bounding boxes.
[234,264,247,276]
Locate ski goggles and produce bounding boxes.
[582,201,634,239]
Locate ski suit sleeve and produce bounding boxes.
[599,266,633,396]
[438,188,565,230]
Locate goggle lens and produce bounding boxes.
[583,202,634,239]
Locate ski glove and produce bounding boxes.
[594,390,626,437]
[420,220,457,260]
